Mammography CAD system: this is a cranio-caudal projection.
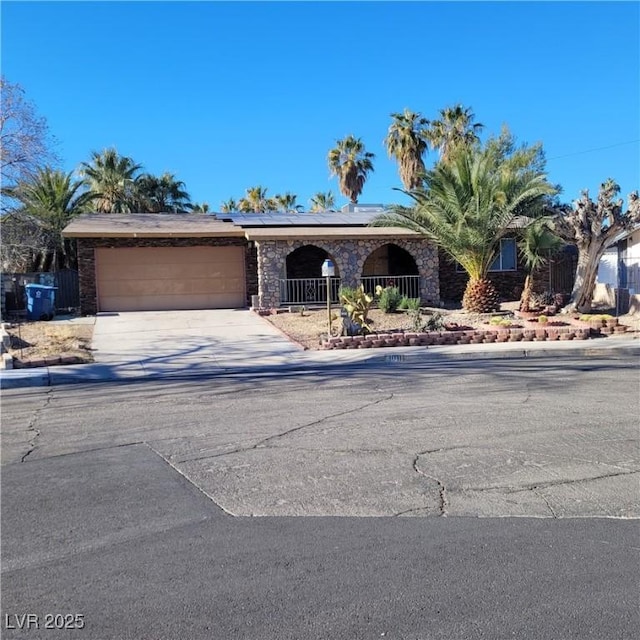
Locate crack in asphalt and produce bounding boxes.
[174,394,395,464]
[532,488,559,518]
[462,469,640,494]
[413,452,448,517]
[20,388,52,463]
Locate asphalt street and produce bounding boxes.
[1,354,639,639]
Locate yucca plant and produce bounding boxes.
[373,129,557,313]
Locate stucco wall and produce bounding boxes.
[256,237,439,308]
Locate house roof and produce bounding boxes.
[63,214,245,238]
[63,212,419,239]
[609,223,640,246]
[243,226,418,240]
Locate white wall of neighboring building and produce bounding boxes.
[594,228,640,309]
[597,247,618,287]
[625,230,640,294]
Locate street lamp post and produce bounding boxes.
[321,258,335,339]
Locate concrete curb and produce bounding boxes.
[1,338,638,390]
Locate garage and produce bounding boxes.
[95,246,246,312]
[63,214,256,315]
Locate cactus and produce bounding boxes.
[339,285,373,333]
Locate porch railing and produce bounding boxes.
[360,275,421,299]
[279,277,342,305]
[278,275,422,305]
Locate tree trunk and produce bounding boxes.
[562,240,608,313]
[519,274,534,312]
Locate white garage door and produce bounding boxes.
[96,246,246,311]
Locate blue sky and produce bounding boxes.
[2,1,638,211]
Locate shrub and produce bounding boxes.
[489,316,503,325]
[499,319,512,327]
[398,296,409,310]
[538,315,548,324]
[424,311,445,331]
[405,297,421,311]
[376,286,403,313]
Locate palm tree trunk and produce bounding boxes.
[462,277,500,313]
[519,274,534,312]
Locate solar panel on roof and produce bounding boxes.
[219,210,386,227]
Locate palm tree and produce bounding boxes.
[3,167,94,269]
[518,219,563,311]
[373,141,557,312]
[327,136,375,204]
[384,109,430,190]
[274,192,303,213]
[309,191,336,212]
[79,148,142,213]
[191,202,210,214]
[238,186,277,213]
[134,172,192,213]
[220,198,238,213]
[426,104,484,162]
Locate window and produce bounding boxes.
[489,238,517,271]
[454,237,518,272]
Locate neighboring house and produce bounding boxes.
[595,224,640,311]
[62,208,575,315]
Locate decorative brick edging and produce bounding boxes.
[13,355,88,368]
[321,326,596,350]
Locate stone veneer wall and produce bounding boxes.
[256,237,439,308]
[76,237,256,315]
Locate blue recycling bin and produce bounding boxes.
[25,284,57,321]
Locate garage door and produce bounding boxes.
[96,246,246,311]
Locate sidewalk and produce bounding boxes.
[2,333,638,390]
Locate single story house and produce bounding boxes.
[63,208,567,315]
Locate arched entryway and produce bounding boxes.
[285,245,340,279]
[282,245,341,304]
[361,243,420,298]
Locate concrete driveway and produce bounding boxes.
[90,309,303,373]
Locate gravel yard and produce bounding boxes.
[4,317,95,366]
[264,305,511,350]
[263,302,640,350]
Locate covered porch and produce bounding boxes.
[246,227,439,308]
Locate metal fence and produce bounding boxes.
[1,269,79,313]
[278,275,422,305]
[279,277,342,305]
[360,275,421,299]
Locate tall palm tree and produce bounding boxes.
[274,192,303,213]
[327,136,375,204]
[426,104,484,162]
[4,167,94,269]
[373,141,557,312]
[384,109,430,190]
[220,198,238,213]
[80,148,142,213]
[518,218,563,311]
[238,186,277,213]
[134,172,192,213]
[309,191,336,212]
